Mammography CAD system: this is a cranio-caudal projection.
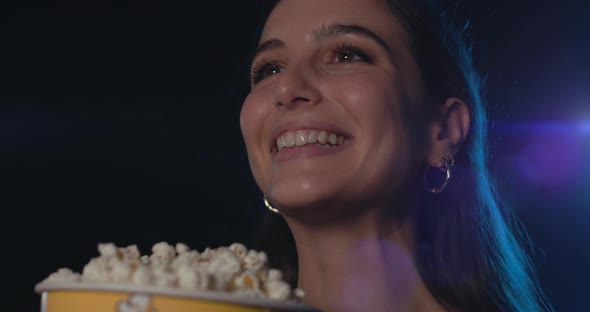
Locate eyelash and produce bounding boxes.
[250,43,373,84]
[333,43,372,64]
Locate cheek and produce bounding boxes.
[240,92,266,147]
[239,92,272,189]
[239,95,253,141]
[328,74,401,131]
[326,75,414,188]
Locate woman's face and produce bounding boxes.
[240,0,427,213]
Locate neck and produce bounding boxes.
[283,209,445,312]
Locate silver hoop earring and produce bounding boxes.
[424,153,455,193]
[263,194,280,214]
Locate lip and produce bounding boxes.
[269,120,354,153]
[273,142,351,162]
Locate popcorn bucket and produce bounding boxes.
[35,282,320,312]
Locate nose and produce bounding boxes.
[273,66,321,110]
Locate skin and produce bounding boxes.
[240,0,470,311]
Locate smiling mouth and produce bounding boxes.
[271,129,350,154]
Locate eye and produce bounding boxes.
[332,43,372,63]
[251,62,283,84]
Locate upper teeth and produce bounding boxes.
[276,129,346,150]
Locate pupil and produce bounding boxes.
[340,51,354,62]
[266,67,278,76]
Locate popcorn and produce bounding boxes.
[41,242,303,303]
[265,279,292,301]
[243,250,268,272]
[82,258,110,282]
[152,268,177,287]
[175,243,190,254]
[234,271,260,290]
[122,245,141,261]
[229,242,248,260]
[294,288,305,301]
[110,260,132,282]
[207,248,241,276]
[131,266,153,285]
[177,265,210,290]
[171,250,199,270]
[150,242,176,268]
[45,268,81,282]
[267,268,283,281]
[98,243,117,257]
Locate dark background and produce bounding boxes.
[1,0,588,311]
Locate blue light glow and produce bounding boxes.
[578,121,590,135]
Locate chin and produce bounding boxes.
[268,179,337,211]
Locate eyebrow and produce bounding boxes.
[251,23,391,64]
[252,39,285,63]
[313,23,391,53]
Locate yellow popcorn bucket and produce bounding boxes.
[35,281,320,312]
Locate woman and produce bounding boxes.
[239,0,553,311]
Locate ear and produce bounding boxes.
[426,97,471,167]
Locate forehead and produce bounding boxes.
[260,0,406,47]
